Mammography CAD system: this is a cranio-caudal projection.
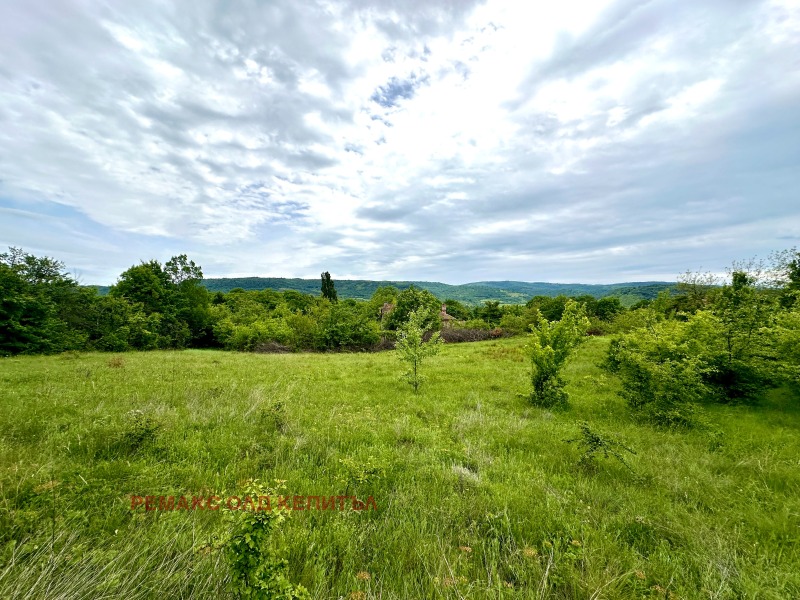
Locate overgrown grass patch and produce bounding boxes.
[1,337,798,598]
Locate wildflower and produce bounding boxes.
[570,539,582,547]
[458,546,472,553]
[523,547,538,558]
[356,571,371,581]
[349,592,366,600]
[635,571,646,580]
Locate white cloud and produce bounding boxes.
[0,0,798,284]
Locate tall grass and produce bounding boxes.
[0,338,798,598]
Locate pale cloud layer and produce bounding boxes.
[1,0,798,284]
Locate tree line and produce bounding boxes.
[1,247,797,370]
[0,248,618,355]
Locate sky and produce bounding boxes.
[0,0,798,285]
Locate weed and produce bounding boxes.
[220,480,309,600]
[258,401,288,434]
[112,409,160,455]
[705,429,726,452]
[564,421,636,472]
[336,457,385,494]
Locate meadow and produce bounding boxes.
[0,336,798,599]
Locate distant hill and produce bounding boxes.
[199,277,676,306]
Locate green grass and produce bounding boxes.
[1,337,798,598]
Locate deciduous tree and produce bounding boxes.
[396,308,442,393]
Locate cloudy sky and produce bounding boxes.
[1,0,798,285]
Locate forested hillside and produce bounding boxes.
[199,277,674,305]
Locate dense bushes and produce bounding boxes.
[0,255,91,354]
[384,286,441,331]
[774,303,800,385]
[604,253,800,427]
[604,316,709,427]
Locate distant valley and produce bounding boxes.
[90,277,674,306]
[197,277,676,306]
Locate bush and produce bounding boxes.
[371,337,396,352]
[605,308,656,334]
[462,318,491,331]
[605,319,709,428]
[222,480,310,599]
[101,409,161,458]
[220,319,295,351]
[318,301,380,350]
[284,312,320,350]
[385,286,441,331]
[498,313,528,335]
[701,271,777,402]
[774,305,800,385]
[252,341,292,354]
[528,300,590,408]
[586,317,609,336]
[704,360,772,402]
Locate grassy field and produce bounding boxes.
[0,336,798,599]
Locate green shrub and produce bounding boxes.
[527,300,589,408]
[222,319,295,351]
[462,318,491,331]
[700,272,777,402]
[498,313,525,335]
[284,312,320,350]
[100,409,161,458]
[564,421,636,472]
[605,307,658,335]
[604,319,708,428]
[222,480,309,600]
[774,305,800,385]
[318,301,380,350]
[385,286,441,331]
[586,316,609,336]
